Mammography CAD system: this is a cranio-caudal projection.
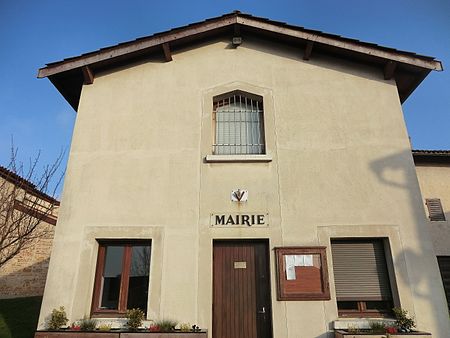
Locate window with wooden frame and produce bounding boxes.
[426,198,446,221]
[331,239,394,317]
[274,247,330,300]
[437,256,450,312]
[91,240,151,317]
[212,91,265,155]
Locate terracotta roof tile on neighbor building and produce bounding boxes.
[412,150,450,164]
[412,150,450,155]
[0,165,60,205]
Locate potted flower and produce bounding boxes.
[35,307,208,337]
[334,308,432,337]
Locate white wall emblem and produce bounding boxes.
[231,189,248,202]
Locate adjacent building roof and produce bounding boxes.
[0,165,60,205]
[412,150,450,164]
[38,11,443,111]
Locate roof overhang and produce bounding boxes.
[38,11,443,111]
[0,166,60,205]
[413,150,450,165]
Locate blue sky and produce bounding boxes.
[0,0,449,196]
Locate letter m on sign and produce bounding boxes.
[215,215,226,225]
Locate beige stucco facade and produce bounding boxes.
[37,37,450,337]
[415,163,450,256]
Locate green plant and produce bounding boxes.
[97,323,112,331]
[179,322,191,332]
[369,321,386,333]
[347,324,362,334]
[47,306,68,330]
[393,307,416,332]
[79,316,97,331]
[0,296,43,338]
[154,319,178,332]
[126,308,145,331]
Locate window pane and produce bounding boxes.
[365,300,392,311]
[100,246,124,309]
[127,245,151,311]
[337,301,359,310]
[214,92,264,155]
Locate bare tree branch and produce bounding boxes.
[0,141,65,267]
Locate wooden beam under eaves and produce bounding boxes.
[234,23,240,36]
[38,13,443,79]
[162,43,172,62]
[303,41,314,60]
[384,60,397,80]
[82,66,94,85]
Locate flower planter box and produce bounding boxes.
[120,332,207,338]
[35,331,207,338]
[35,332,120,338]
[335,329,431,338]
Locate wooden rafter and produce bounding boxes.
[384,61,397,80]
[234,23,240,36]
[82,66,94,85]
[235,16,442,71]
[38,13,442,79]
[162,43,172,62]
[38,16,237,78]
[303,41,314,60]
[36,12,444,109]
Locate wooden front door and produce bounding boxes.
[213,240,273,338]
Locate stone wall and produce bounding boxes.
[0,222,55,298]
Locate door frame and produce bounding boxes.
[212,239,273,338]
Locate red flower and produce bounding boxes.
[386,327,398,334]
[148,325,160,332]
[71,325,81,331]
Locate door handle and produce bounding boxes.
[258,306,266,314]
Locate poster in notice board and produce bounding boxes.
[275,247,330,301]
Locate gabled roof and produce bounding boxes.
[38,11,443,111]
[0,165,60,205]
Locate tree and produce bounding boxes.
[0,145,64,268]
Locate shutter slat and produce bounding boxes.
[426,198,446,221]
[331,239,392,301]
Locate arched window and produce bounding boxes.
[213,91,265,155]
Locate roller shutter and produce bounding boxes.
[331,239,392,301]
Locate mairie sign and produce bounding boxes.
[210,213,269,227]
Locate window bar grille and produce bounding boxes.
[247,97,251,155]
[236,95,240,155]
[213,93,264,155]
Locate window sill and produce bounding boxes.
[334,318,395,330]
[205,154,272,163]
[91,311,127,318]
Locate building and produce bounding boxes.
[35,12,450,337]
[413,150,450,312]
[0,166,58,298]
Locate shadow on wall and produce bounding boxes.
[0,258,50,299]
[314,333,331,338]
[370,149,450,336]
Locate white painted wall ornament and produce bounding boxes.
[231,189,248,202]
